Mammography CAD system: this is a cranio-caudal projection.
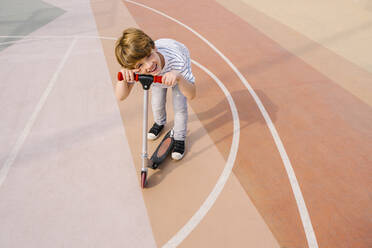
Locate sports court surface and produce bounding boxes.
[1,0,371,247]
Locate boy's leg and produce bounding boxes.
[171,85,187,160]
[151,86,167,126]
[148,86,167,140]
[172,85,188,141]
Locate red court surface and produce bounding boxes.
[1,0,371,247]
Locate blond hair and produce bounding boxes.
[115,28,155,69]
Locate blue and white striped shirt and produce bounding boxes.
[155,38,195,87]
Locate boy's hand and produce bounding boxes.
[162,70,181,87]
[119,68,139,84]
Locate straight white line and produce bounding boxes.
[125,1,318,247]
[0,38,42,46]
[0,35,74,39]
[0,35,116,40]
[0,38,77,188]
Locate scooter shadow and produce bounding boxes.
[145,157,182,188]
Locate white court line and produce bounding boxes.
[0,35,116,40]
[162,60,240,248]
[0,38,77,188]
[125,1,318,247]
[0,38,43,46]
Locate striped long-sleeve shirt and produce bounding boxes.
[155,38,195,88]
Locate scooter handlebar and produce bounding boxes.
[117,72,162,83]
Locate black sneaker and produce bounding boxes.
[172,140,185,160]
[147,123,164,140]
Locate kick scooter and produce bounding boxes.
[117,72,174,188]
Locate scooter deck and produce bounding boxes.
[149,130,174,169]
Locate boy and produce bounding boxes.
[115,28,196,160]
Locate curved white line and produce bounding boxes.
[161,60,240,248]
[124,1,318,247]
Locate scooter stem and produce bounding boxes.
[142,90,149,171]
[117,71,163,172]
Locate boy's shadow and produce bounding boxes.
[186,89,278,160]
[145,89,278,187]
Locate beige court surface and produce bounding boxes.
[0,0,371,247]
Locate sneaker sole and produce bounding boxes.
[147,133,159,140]
[171,152,184,160]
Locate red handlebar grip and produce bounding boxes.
[117,71,161,83]
[117,72,123,81]
[154,75,162,83]
[118,72,138,81]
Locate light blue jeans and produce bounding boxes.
[151,84,188,141]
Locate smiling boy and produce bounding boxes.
[115,28,196,160]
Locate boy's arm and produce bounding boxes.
[115,80,134,101]
[162,70,196,100]
[178,76,196,100]
[115,68,137,101]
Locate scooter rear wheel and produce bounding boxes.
[152,162,159,169]
[141,171,147,188]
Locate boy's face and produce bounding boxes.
[134,48,164,75]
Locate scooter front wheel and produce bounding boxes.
[141,170,147,188]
